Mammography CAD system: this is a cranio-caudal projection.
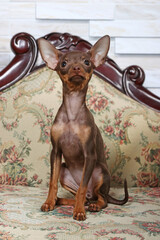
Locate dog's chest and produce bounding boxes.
[60,130,82,161]
[51,122,91,161]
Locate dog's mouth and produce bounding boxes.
[69,75,85,83]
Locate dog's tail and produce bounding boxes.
[107,179,129,205]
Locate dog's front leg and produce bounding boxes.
[41,146,62,212]
[73,145,96,221]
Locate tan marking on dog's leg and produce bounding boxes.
[73,185,87,221]
[56,198,75,206]
[41,150,61,212]
[88,175,107,212]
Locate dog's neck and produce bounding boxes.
[62,85,88,121]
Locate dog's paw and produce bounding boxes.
[73,208,86,221]
[88,203,101,212]
[41,201,55,212]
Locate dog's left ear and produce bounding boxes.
[38,38,62,70]
[90,35,110,68]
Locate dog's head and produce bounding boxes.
[38,35,110,91]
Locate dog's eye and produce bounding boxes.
[84,59,90,66]
[61,61,67,67]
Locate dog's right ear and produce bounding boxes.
[38,38,62,70]
[90,35,110,68]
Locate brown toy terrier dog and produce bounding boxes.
[38,35,128,221]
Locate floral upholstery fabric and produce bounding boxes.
[0,67,160,188]
[0,185,160,239]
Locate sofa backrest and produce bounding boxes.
[0,67,159,188]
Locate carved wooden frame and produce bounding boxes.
[0,32,159,112]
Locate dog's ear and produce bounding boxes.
[90,35,110,68]
[38,38,62,70]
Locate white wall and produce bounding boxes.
[0,0,160,97]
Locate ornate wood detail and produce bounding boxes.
[122,66,160,111]
[0,32,159,112]
[0,32,37,91]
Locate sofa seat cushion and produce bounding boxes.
[0,185,160,239]
[0,67,160,187]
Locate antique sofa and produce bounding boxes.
[0,32,160,240]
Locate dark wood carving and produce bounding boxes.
[0,32,37,91]
[123,66,160,111]
[0,32,159,112]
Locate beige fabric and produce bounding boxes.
[0,67,160,187]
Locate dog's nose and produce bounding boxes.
[73,65,80,71]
